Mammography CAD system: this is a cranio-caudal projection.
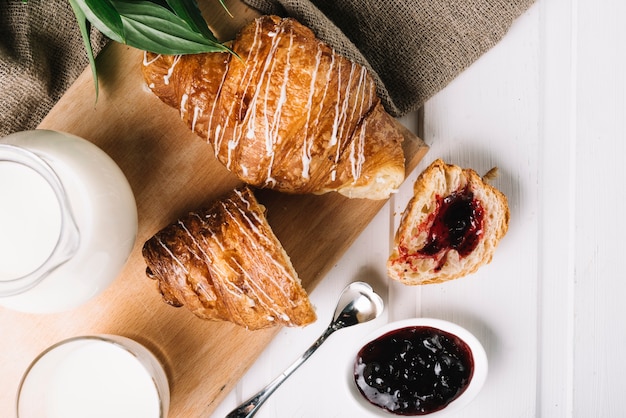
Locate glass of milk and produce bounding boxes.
[0,130,137,313]
[17,335,170,418]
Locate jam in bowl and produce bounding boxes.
[351,318,487,416]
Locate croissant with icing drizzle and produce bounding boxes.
[142,186,317,330]
[142,15,405,200]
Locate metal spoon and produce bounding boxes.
[225,281,385,418]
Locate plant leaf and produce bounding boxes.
[217,0,234,17]
[68,0,100,100]
[111,0,230,54]
[74,0,125,43]
[67,0,235,101]
[165,0,219,41]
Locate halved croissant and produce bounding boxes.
[387,159,510,285]
[142,15,405,200]
[142,186,316,330]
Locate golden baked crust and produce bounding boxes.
[142,15,405,200]
[142,186,316,330]
[387,159,510,285]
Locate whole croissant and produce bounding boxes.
[142,15,405,200]
[142,186,317,330]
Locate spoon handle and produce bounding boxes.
[225,325,337,418]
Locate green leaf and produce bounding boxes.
[217,0,234,17]
[74,0,125,43]
[67,0,236,101]
[68,0,100,100]
[165,0,219,41]
[112,0,230,54]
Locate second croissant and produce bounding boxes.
[142,15,405,200]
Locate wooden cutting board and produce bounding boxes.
[0,1,427,416]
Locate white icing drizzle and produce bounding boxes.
[180,93,188,118]
[346,66,367,135]
[239,21,264,145]
[163,55,181,86]
[219,101,241,170]
[229,191,295,299]
[329,59,343,148]
[227,138,237,167]
[232,257,292,317]
[334,61,357,164]
[326,60,356,181]
[214,124,222,145]
[223,20,264,170]
[229,19,287,184]
[156,236,188,274]
[142,51,161,66]
[301,43,324,179]
[175,219,218,302]
[348,67,370,181]
[329,61,373,183]
[191,105,201,132]
[185,213,246,306]
[259,30,284,183]
[306,48,336,183]
[213,77,237,154]
[350,120,367,181]
[226,191,272,249]
[225,191,297,315]
[206,59,230,147]
[263,28,293,186]
[265,176,277,188]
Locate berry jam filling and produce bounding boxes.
[393,186,485,272]
[354,326,474,416]
[420,186,484,258]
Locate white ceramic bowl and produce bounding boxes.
[17,335,169,418]
[349,318,488,417]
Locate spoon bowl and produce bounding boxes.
[225,281,384,418]
[331,281,385,329]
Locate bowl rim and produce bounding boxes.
[348,317,488,417]
[16,334,169,418]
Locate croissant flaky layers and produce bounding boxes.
[142,15,405,200]
[142,187,317,330]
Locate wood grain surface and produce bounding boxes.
[0,1,427,416]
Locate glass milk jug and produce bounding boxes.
[0,130,137,313]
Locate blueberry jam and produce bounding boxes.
[354,326,474,416]
[420,187,484,258]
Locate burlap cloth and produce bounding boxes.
[1,0,534,137]
[0,0,108,137]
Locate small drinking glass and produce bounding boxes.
[17,335,170,418]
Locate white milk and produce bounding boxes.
[0,130,137,313]
[0,161,61,280]
[18,336,169,418]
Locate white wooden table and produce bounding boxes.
[213,1,626,416]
